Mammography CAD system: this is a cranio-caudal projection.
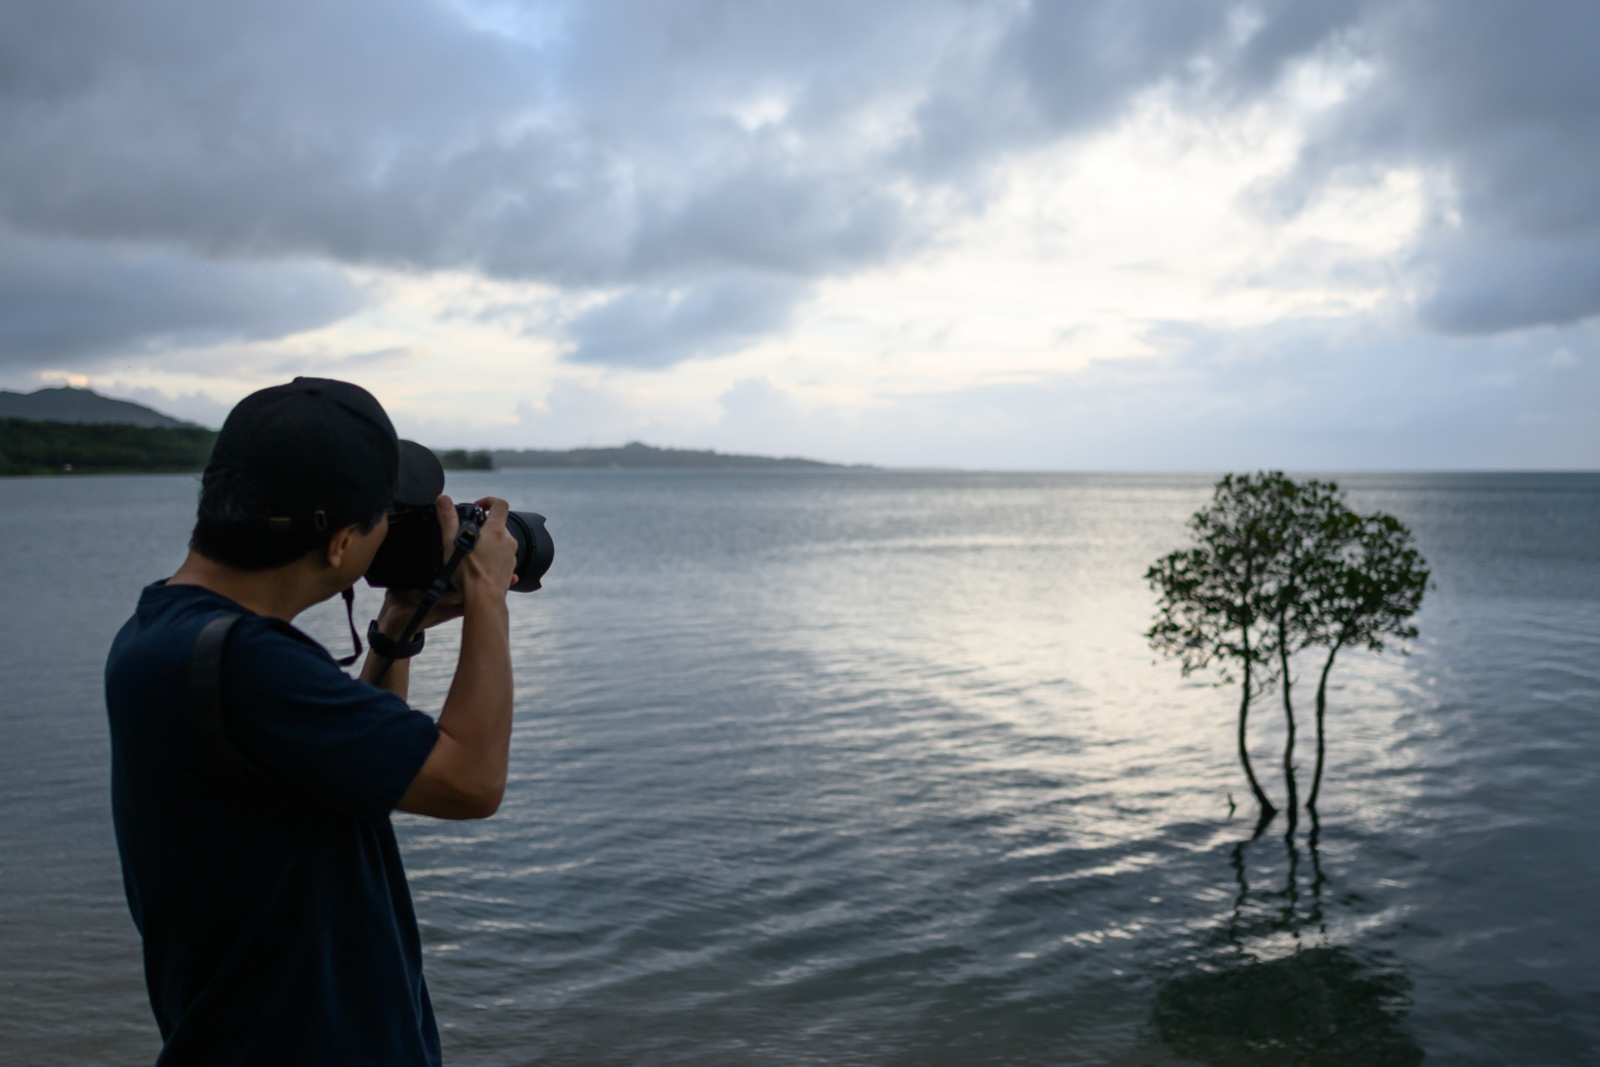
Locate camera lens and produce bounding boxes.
[366,444,555,592]
[368,505,554,592]
[505,512,554,592]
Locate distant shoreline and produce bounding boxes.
[0,419,866,477]
[486,442,870,471]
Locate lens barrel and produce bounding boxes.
[505,511,554,591]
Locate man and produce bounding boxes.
[106,378,519,1065]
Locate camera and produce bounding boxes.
[365,442,554,592]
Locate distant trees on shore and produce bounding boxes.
[1145,472,1429,833]
[0,421,508,478]
[436,449,494,470]
[0,418,217,475]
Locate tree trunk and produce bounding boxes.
[1306,639,1343,814]
[1238,630,1275,824]
[1277,619,1298,835]
[1306,805,1326,929]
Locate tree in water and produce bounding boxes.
[1296,510,1429,813]
[1146,473,1287,828]
[1149,472,1428,829]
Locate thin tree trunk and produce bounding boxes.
[1306,805,1326,929]
[1277,618,1298,834]
[1238,628,1275,823]
[1306,638,1343,813]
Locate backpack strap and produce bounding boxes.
[190,612,257,789]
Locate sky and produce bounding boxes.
[2,0,1598,468]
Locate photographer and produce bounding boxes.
[106,378,519,1065]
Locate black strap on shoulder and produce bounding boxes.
[190,612,257,790]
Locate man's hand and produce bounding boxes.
[451,495,519,597]
[376,588,463,636]
[374,494,519,638]
[395,493,519,820]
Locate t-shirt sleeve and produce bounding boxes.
[221,619,441,822]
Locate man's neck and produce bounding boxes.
[168,551,337,622]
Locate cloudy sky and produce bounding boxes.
[3,0,1597,467]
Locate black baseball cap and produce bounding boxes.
[207,377,429,538]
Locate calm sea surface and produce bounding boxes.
[1,471,1597,1065]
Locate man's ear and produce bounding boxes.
[324,524,362,569]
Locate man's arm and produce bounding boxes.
[396,496,519,820]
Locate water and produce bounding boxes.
[2,471,1597,1064]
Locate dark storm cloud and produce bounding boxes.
[0,231,361,368]
[0,0,958,365]
[900,0,1377,175]
[3,0,1599,368]
[1273,1,1600,333]
[0,0,948,281]
[565,275,804,368]
[1422,232,1600,335]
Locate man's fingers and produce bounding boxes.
[475,496,510,528]
[435,494,460,562]
[421,589,468,629]
[448,496,518,594]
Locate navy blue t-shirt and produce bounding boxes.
[106,582,443,1066]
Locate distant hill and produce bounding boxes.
[491,442,864,470]
[0,386,194,428]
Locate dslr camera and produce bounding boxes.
[365,442,553,592]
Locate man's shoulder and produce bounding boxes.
[108,582,345,706]
[226,611,333,665]
[139,581,326,651]
[108,582,240,692]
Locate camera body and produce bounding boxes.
[365,442,554,592]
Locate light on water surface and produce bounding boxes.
[1,471,1597,1064]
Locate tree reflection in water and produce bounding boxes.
[1155,814,1424,1066]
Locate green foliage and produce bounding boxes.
[0,418,216,475]
[1300,512,1429,658]
[1146,472,1292,686]
[435,448,494,471]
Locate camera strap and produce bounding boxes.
[190,590,360,789]
[335,585,362,667]
[369,512,483,686]
[189,612,259,791]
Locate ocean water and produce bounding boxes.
[1,471,1597,1065]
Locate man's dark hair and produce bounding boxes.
[191,467,383,571]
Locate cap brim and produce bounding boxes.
[394,440,447,508]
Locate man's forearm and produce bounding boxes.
[434,592,514,807]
